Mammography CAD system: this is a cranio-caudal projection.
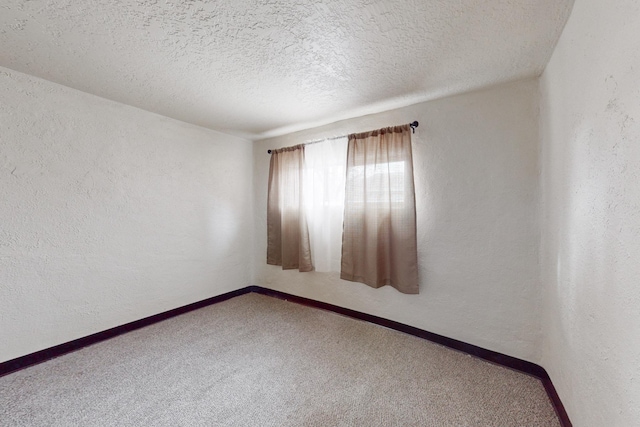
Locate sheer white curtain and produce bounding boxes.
[303,137,348,272]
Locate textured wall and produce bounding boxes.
[254,79,542,362]
[539,0,640,425]
[0,67,254,363]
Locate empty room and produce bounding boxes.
[1,0,638,426]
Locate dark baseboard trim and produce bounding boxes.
[542,376,573,427]
[0,287,252,378]
[249,285,572,427]
[0,284,571,426]
[250,286,544,374]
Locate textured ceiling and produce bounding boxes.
[0,0,574,140]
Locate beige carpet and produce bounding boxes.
[0,293,560,426]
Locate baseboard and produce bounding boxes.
[249,285,572,426]
[250,286,546,375]
[0,284,571,426]
[0,287,252,377]
[542,376,573,427]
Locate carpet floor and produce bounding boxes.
[0,293,560,426]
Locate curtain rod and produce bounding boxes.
[267,121,418,154]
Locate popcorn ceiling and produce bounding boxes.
[0,0,573,139]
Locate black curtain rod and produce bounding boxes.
[267,121,418,154]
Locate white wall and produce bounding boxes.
[539,1,640,425]
[254,79,542,362]
[0,67,254,363]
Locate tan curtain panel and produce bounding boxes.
[340,125,419,294]
[267,145,313,272]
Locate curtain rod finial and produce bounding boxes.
[410,121,419,134]
[268,149,272,154]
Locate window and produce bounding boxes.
[267,124,418,294]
